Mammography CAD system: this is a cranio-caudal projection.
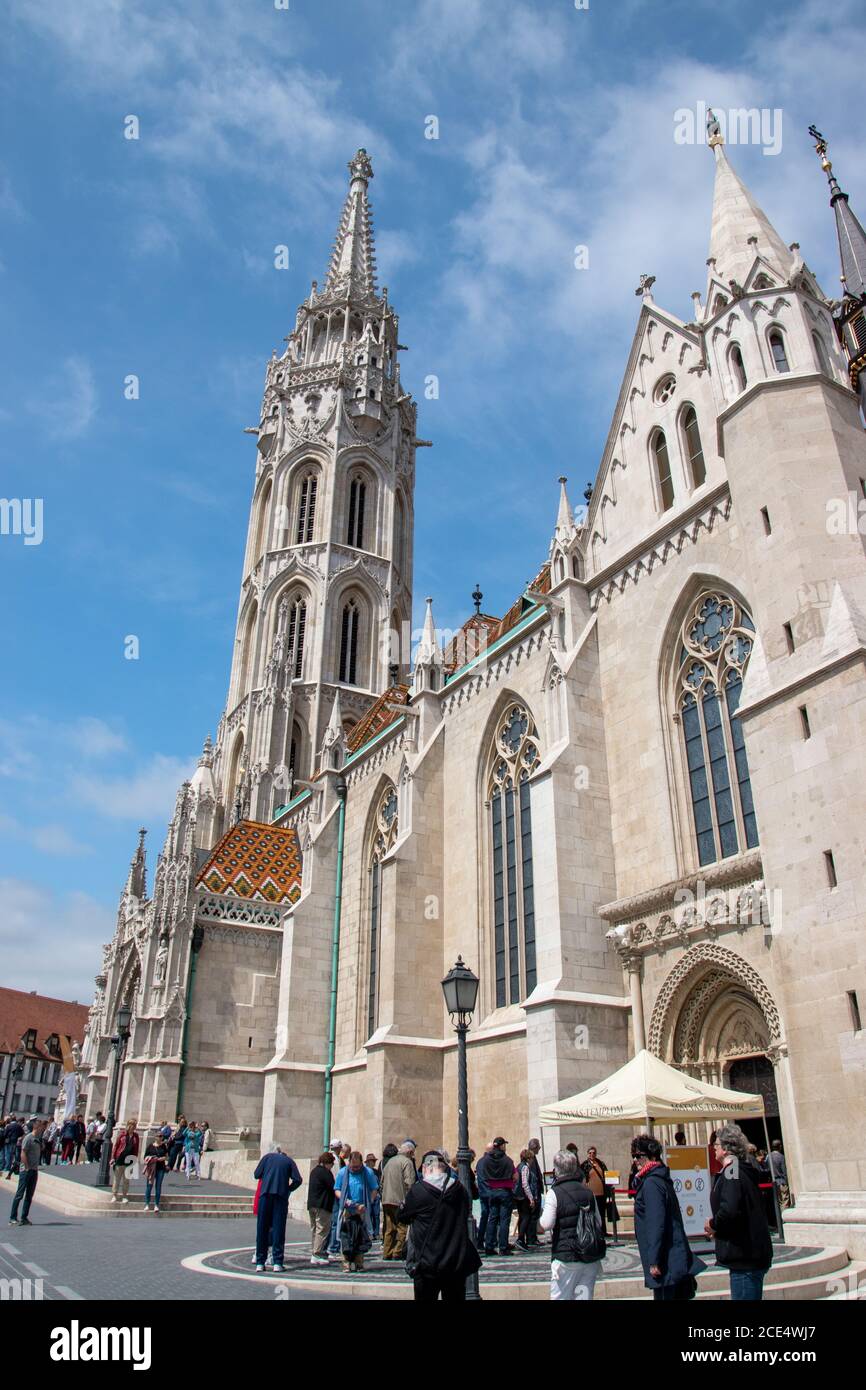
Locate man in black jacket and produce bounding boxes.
[705,1123,773,1300]
[398,1150,481,1301]
[475,1137,515,1256]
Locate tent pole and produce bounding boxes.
[760,1110,784,1243]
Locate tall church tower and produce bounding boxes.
[212,150,418,833]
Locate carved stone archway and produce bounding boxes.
[647,942,781,1062]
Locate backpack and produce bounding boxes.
[565,1199,607,1263]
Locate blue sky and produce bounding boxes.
[2,0,864,1000]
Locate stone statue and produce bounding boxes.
[154,937,169,985]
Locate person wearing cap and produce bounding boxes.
[475,1137,515,1256]
[381,1140,416,1259]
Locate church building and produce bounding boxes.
[81,128,866,1258]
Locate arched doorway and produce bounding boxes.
[648,943,785,1149]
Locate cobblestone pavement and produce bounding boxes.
[0,1179,352,1301]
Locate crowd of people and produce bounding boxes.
[3,1108,785,1302]
[0,1111,213,1218]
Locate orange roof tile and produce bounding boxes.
[196,820,302,905]
[443,613,502,674]
[0,987,90,1059]
[345,684,410,754]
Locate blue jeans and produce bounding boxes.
[370,1196,381,1238]
[145,1168,165,1207]
[484,1191,512,1252]
[729,1268,766,1301]
[0,1142,12,1173]
[478,1196,490,1249]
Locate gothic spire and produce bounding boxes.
[706,114,793,288]
[809,126,866,301]
[323,149,378,301]
[554,475,574,544]
[125,828,147,900]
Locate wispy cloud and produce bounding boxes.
[70,752,195,820]
[0,877,114,999]
[38,356,97,440]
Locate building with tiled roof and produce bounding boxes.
[80,134,866,1262]
[0,987,89,1118]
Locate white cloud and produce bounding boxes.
[41,356,97,440]
[0,814,93,857]
[0,877,113,1000]
[70,753,195,820]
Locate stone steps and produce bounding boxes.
[32,1172,255,1219]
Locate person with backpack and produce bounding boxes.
[333,1150,378,1273]
[632,1133,706,1300]
[537,1148,605,1299]
[110,1118,140,1203]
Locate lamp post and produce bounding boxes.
[1,1042,26,1118]
[96,1005,132,1189]
[441,955,481,1301]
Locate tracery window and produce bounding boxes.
[681,406,706,488]
[339,599,360,684]
[676,592,759,867]
[651,429,675,511]
[295,471,318,544]
[367,784,398,1038]
[768,329,790,374]
[729,343,747,392]
[347,475,367,548]
[286,595,306,680]
[488,705,540,1008]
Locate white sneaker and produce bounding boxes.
[272,1264,285,1273]
[255,1264,265,1272]
[122,1198,129,1205]
[110,1196,117,1203]
[154,1206,160,1213]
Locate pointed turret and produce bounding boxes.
[414,596,443,691]
[321,689,345,771]
[810,126,866,408]
[706,115,793,289]
[125,828,147,901]
[553,475,574,546]
[323,149,378,301]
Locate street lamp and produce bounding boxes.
[441,955,481,1301]
[1,1042,26,1118]
[96,1005,133,1189]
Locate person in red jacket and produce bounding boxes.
[110,1119,140,1204]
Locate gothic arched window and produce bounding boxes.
[729,343,747,393]
[367,784,398,1038]
[286,595,306,680]
[295,471,318,544]
[339,599,360,684]
[347,475,367,548]
[676,591,759,867]
[651,429,675,511]
[680,406,706,488]
[768,329,790,374]
[812,332,832,376]
[488,705,540,1008]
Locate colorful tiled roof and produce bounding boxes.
[196,820,302,905]
[345,684,410,754]
[443,614,502,674]
[0,987,89,1059]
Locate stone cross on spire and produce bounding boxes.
[323,148,378,300]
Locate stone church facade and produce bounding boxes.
[82,129,866,1256]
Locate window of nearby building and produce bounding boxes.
[367,784,398,1038]
[654,374,677,405]
[651,429,675,511]
[488,704,540,1008]
[675,591,759,867]
[768,329,790,373]
[680,406,706,488]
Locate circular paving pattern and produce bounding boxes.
[183,1238,815,1292]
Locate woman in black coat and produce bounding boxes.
[307,1152,337,1263]
[705,1124,773,1300]
[631,1134,706,1300]
[398,1149,482,1302]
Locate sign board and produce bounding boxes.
[667,1146,711,1237]
[605,1171,619,1186]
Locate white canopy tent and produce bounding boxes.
[538,1048,765,1126]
